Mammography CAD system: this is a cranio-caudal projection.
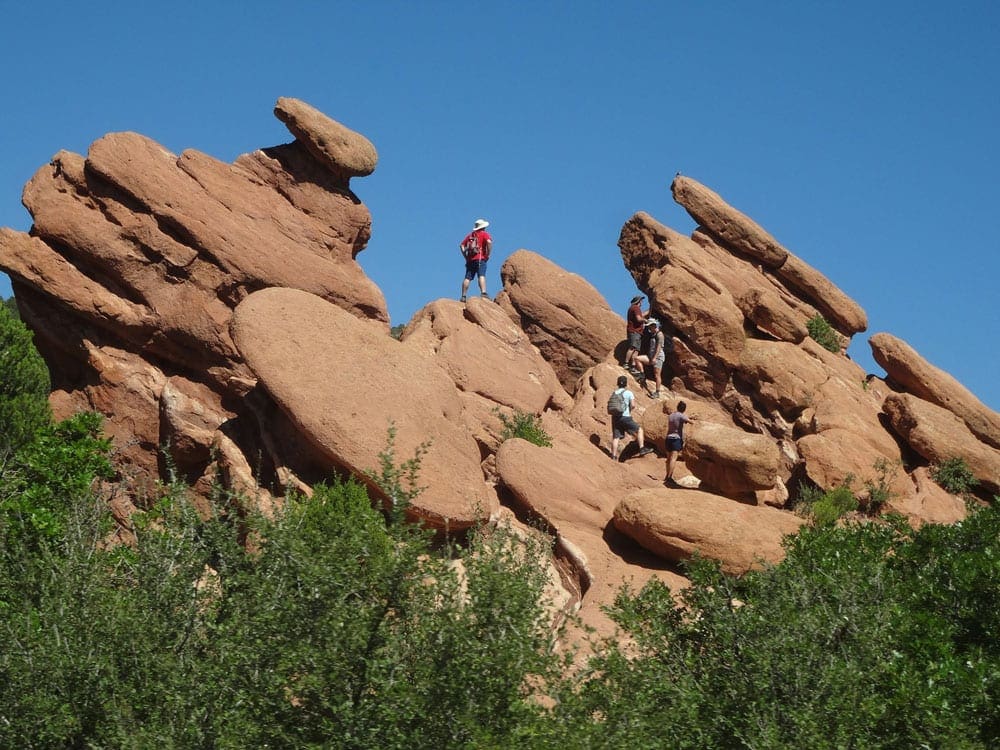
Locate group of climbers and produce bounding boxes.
[456,219,692,487]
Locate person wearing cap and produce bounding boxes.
[459,219,493,302]
[624,294,648,373]
[610,374,654,461]
[634,317,667,398]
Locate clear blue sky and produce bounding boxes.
[2,2,998,410]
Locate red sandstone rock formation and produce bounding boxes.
[1,100,996,649]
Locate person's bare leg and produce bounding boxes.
[478,274,487,295]
[461,277,471,299]
[667,451,678,481]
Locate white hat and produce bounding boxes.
[645,318,660,328]
[473,218,490,230]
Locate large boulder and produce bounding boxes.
[683,422,781,496]
[882,392,1000,496]
[613,489,806,575]
[273,97,378,177]
[497,250,623,391]
[230,287,497,530]
[870,332,1000,450]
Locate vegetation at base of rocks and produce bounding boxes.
[863,457,900,514]
[807,313,841,353]
[931,456,979,496]
[389,323,406,340]
[364,422,429,518]
[0,301,51,455]
[2,295,19,319]
[796,479,859,526]
[495,408,553,447]
[545,509,1000,749]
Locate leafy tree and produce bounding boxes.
[495,408,553,447]
[0,301,50,454]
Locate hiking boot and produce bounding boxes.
[637,446,654,457]
[460,295,467,302]
[481,292,489,298]
[648,390,661,399]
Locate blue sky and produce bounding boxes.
[2,2,998,409]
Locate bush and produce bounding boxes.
[796,479,858,525]
[0,301,51,455]
[548,507,1000,748]
[807,314,841,353]
[931,457,979,495]
[495,408,552,447]
[864,457,899,514]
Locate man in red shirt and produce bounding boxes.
[624,294,647,373]
[459,218,493,302]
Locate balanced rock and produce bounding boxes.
[497,250,623,390]
[613,489,806,575]
[231,287,496,530]
[274,97,378,177]
[871,332,1000,449]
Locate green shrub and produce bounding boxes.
[806,314,841,353]
[0,301,51,454]
[864,457,899,514]
[495,408,552,447]
[931,456,979,495]
[796,479,858,526]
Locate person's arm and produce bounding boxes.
[483,238,492,259]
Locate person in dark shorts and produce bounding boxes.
[459,218,492,302]
[610,374,654,461]
[634,318,667,398]
[665,400,695,483]
[624,294,648,373]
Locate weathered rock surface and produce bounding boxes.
[883,392,1000,496]
[683,421,781,496]
[400,296,571,415]
[497,250,623,391]
[273,97,378,177]
[495,413,682,640]
[613,489,807,575]
[231,287,496,530]
[871,332,1000,450]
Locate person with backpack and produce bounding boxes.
[459,218,492,302]
[624,294,648,373]
[633,318,668,398]
[608,375,654,461]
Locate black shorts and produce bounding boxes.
[613,414,640,439]
[666,435,683,452]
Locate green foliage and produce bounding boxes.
[2,295,19,320]
[548,507,1000,748]
[864,457,899,514]
[931,456,979,495]
[389,323,406,339]
[797,479,858,526]
[0,301,51,454]
[0,427,557,747]
[494,408,553,447]
[364,421,429,520]
[806,314,841,353]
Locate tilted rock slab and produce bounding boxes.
[618,212,746,370]
[497,250,623,391]
[871,332,1000,450]
[400,296,571,414]
[671,175,867,336]
[883,392,1000,496]
[614,489,806,575]
[274,96,378,177]
[231,287,496,530]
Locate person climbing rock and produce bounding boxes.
[665,400,695,484]
[624,294,648,374]
[634,318,667,398]
[459,218,492,302]
[609,375,655,461]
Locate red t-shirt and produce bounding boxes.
[462,229,492,261]
[626,302,645,334]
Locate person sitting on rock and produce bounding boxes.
[624,294,647,373]
[611,375,654,461]
[665,400,695,484]
[459,218,492,302]
[633,318,667,398]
